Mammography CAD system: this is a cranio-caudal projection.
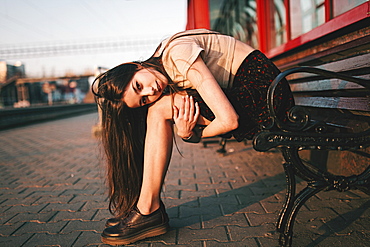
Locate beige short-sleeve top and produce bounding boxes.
[157,29,237,89]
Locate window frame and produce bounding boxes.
[263,1,369,58]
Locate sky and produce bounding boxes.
[0,0,188,77]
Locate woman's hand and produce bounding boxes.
[173,95,200,138]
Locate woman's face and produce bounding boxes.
[122,68,168,108]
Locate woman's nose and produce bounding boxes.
[141,87,155,95]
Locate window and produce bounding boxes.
[202,0,369,55]
[332,0,367,17]
[269,0,287,49]
[210,0,259,48]
[264,0,369,56]
[290,0,325,39]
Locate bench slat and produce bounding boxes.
[294,96,370,112]
[290,79,367,92]
[286,53,370,81]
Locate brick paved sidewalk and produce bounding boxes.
[0,113,369,247]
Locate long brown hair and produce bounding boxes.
[92,57,175,217]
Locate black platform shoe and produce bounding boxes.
[101,201,169,245]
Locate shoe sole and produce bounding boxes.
[101,222,170,245]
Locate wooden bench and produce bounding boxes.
[253,66,370,247]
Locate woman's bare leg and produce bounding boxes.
[136,107,173,215]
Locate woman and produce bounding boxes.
[92,29,294,245]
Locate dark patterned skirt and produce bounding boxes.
[188,50,294,141]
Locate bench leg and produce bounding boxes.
[216,138,227,153]
[277,162,326,247]
[276,162,295,245]
[202,137,227,153]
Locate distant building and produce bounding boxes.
[14,75,93,107]
[0,60,94,108]
[0,61,26,107]
[0,60,25,83]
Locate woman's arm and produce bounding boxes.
[185,56,239,138]
[149,94,210,139]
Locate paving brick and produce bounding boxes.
[163,198,199,208]
[16,188,65,198]
[58,189,100,196]
[151,242,201,247]
[32,195,74,204]
[182,177,213,186]
[202,213,251,228]
[177,226,229,244]
[204,239,260,246]
[232,203,267,216]
[228,225,276,241]
[141,227,177,245]
[59,220,104,234]
[22,231,81,246]
[3,211,56,225]
[180,189,217,199]
[0,233,33,247]
[199,194,239,206]
[80,201,109,211]
[38,201,86,213]
[91,208,112,221]
[256,235,281,247]
[217,186,254,197]
[1,204,47,215]
[163,183,197,192]
[246,212,278,227]
[68,194,107,203]
[170,215,201,229]
[12,221,69,236]
[0,197,40,207]
[162,190,181,199]
[67,231,102,246]
[0,222,25,236]
[309,234,370,247]
[259,196,284,214]
[49,210,98,222]
[196,182,232,191]
[0,212,16,225]
[179,204,223,218]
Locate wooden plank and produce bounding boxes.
[290,78,369,92]
[319,53,370,72]
[294,96,370,111]
[285,53,370,81]
[273,27,370,69]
